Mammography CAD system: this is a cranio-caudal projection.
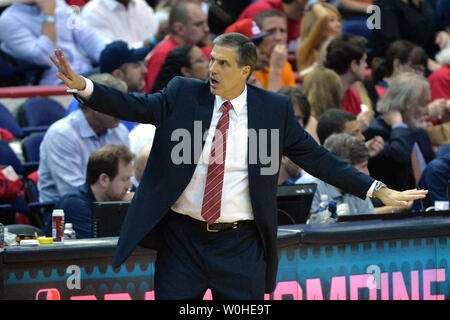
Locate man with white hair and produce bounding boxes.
[364,72,436,191]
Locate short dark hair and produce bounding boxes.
[86,145,134,185]
[324,34,367,75]
[213,32,257,76]
[323,133,370,165]
[150,45,193,93]
[169,1,195,33]
[254,9,286,29]
[317,109,356,144]
[371,40,427,84]
[278,86,311,127]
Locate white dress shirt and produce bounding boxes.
[81,0,158,48]
[171,86,254,223]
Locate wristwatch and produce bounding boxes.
[42,15,56,23]
[371,181,387,197]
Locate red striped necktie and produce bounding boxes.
[201,101,233,225]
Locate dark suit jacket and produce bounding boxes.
[364,116,435,191]
[80,76,374,293]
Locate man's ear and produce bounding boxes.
[242,65,251,79]
[350,59,358,73]
[98,173,110,188]
[111,68,124,80]
[393,58,401,73]
[172,21,185,36]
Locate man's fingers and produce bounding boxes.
[54,49,70,75]
[49,54,60,69]
[56,72,72,86]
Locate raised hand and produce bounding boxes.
[49,49,86,90]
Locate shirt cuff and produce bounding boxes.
[366,180,378,198]
[77,77,94,99]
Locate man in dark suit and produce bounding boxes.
[50,33,427,300]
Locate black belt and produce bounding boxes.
[171,211,254,232]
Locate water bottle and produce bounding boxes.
[63,223,76,240]
[324,201,338,223]
[447,180,450,202]
[307,194,329,224]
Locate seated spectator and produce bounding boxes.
[296,2,341,79]
[369,40,428,100]
[372,0,441,71]
[150,45,209,93]
[251,9,296,92]
[38,74,130,204]
[81,0,159,49]
[301,67,343,143]
[52,145,134,239]
[369,40,449,124]
[364,72,435,191]
[296,133,376,216]
[131,143,152,190]
[143,1,211,92]
[0,0,106,85]
[99,41,148,93]
[317,109,384,158]
[66,40,150,131]
[277,86,311,185]
[238,0,308,66]
[324,34,374,132]
[412,153,450,211]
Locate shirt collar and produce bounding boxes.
[73,110,100,139]
[215,85,247,116]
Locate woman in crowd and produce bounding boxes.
[302,67,343,143]
[296,2,342,79]
[150,45,209,93]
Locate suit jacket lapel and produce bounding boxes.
[192,80,215,173]
[246,85,265,214]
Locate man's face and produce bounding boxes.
[259,16,287,59]
[353,52,367,82]
[353,160,369,176]
[402,88,430,128]
[342,120,365,142]
[182,5,209,45]
[93,111,121,130]
[119,62,147,92]
[104,160,133,201]
[209,45,249,100]
[184,46,209,81]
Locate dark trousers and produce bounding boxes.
[154,211,266,300]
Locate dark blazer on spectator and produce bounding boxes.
[364,116,435,191]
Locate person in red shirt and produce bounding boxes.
[238,0,308,67]
[324,34,373,133]
[143,1,211,93]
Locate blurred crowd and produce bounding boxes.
[0,0,449,236]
